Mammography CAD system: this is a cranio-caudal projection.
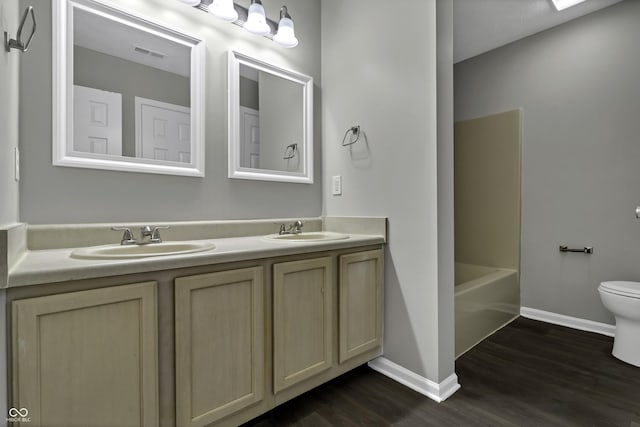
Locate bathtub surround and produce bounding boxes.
[454,110,521,270]
[455,0,640,326]
[453,110,521,356]
[322,0,457,398]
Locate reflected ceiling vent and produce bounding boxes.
[134,45,166,59]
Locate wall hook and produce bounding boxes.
[4,6,37,53]
[283,143,298,160]
[342,125,361,146]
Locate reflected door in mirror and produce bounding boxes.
[240,107,260,169]
[135,97,191,163]
[73,85,122,156]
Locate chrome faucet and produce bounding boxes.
[138,225,169,244]
[279,220,304,235]
[111,225,169,245]
[111,227,137,245]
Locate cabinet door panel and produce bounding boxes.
[339,250,383,363]
[175,267,264,427]
[12,282,158,427]
[273,257,332,393]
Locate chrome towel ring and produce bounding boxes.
[4,6,37,53]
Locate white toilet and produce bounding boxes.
[598,281,640,367]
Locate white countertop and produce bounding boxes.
[8,233,385,288]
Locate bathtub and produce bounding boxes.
[455,262,520,358]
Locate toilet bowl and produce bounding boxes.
[598,281,640,367]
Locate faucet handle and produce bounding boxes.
[293,220,304,234]
[111,227,136,245]
[150,226,169,243]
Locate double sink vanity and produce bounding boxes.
[1,216,386,427]
[4,0,385,425]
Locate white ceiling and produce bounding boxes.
[74,8,191,77]
[453,0,624,63]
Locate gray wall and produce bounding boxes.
[259,72,303,172]
[455,1,640,324]
[74,46,190,158]
[19,0,322,224]
[0,0,20,227]
[0,0,18,418]
[436,0,455,381]
[322,0,455,383]
[239,76,259,110]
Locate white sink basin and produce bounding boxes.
[265,231,349,242]
[70,241,216,260]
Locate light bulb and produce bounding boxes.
[209,0,238,21]
[273,6,297,48]
[244,0,270,36]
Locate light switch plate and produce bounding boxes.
[332,175,342,196]
[14,147,19,181]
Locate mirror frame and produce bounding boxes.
[52,0,206,177]
[228,50,314,184]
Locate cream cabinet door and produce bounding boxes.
[12,282,159,427]
[273,257,332,393]
[175,267,264,427]
[339,250,383,363]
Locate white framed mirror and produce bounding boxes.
[228,50,313,184]
[53,0,206,177]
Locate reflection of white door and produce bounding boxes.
[135,97,191,163]
[240,106,260,169]
[73,85,123,156]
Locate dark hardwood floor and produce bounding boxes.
[242,318,640,426]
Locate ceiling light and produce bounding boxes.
[209,0,238,22]
[244,0,270,36]
[273,6,298,48]
[178,0,201,6]
[551,0,587,11]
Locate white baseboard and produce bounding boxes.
[520,307,615,337]
[368,357,460,403]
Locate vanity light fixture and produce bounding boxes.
[243,0,271,36]
[550,0,587,11]
[209,0,238,22]
[273,6,297,48]
[181,0,299,48]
